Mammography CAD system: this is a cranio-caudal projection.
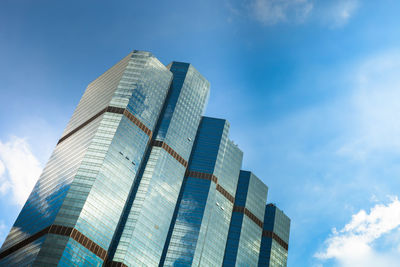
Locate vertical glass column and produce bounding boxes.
[161,117,230,266]
[110,62,210,267]
[258,204,291,267]
[223,171,268,267]
[195,139,243,267]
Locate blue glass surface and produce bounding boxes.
[223,171,268,267]
[0,51,278,267]
[110,61,210,266]
[162,117,229,266]
[258,204,290,267]
[0,51,172,265]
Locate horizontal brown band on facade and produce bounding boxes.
[233,206,263,228]
[57,106,152,145]
[185,170,218,184]
[262,230,289,251]
[122,109,152,137]
[58,107,108,145]
[152,140,188,168]
[105,106,125,114]
[104,260,129,267]
[0,224,107,261]
[216,184,235,203]
[185,170,235,204]
[50,225,107,260]
[0,226,51,260]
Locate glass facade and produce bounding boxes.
[160,117,243,267]
[108,62,210,266]
[258,204,291,267]
[0,51,173,266]
[223,171,268,267]
[0,50,290,267]
[197,140,243,267]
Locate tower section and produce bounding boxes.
[223,171,268,267]
[0,51,172,266]
[108,62,210,267]
[160,117,243,267]
[193,137,243,266]
[258,204,290,267]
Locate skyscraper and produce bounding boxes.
[0,50,290,267]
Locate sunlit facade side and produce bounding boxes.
[0,51,173,266]
[108,62,210,266]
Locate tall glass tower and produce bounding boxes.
[0,51,290,267]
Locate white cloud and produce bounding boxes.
[0,161,4,177]
[0,136,42,206]
[229,0,359,27]
[249,0,313,25]
[316,197,400,266]
[337,50,400,160]
[325,0,359,27]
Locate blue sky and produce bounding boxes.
[1,0,400,266]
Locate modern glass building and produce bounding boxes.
[0,50,290,267]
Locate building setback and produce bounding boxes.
[223,171,268,267]
[160,117,242,267]
[0,50,290,267]
[258,204,291,267]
